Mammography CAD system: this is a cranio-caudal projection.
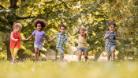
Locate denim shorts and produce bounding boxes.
[105,45,116,54]
[78,47,87,52]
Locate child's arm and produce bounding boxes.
[64,35,68,43]
[26,30,35,40]
[49,36,56,42]
[44,35,50,42]
[10,32,18,41]
[104,31,110,39]
[21,33,27,41]
[46,33,57,42]
[115,32,119,40]
[26,35,33,40]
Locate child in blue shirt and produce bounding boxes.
[104,22,117,61]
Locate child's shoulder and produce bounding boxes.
[105,31,111,34]
[105,30,109,33]
[33,30,37,32]
[11,31,14,33]
[11,31,20,34]
[57,32,61,35]
[41,30,45,33]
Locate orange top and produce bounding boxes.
[10,32,21,48]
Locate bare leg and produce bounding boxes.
[78,52,82,61]
[107,53,111,61]
[35,48,39,61]
[111,49,115,61]
[84,52,88,62]
[60,53,64,61]
[10,48,19,63]
[45,52,47,60]
[55,51,58,60]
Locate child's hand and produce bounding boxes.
[48,37,56,42]
[23,39,28,41]
[13,39,18,42]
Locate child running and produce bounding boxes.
[104,22,117,61]
[27,19,47,61]
[56,24,67,61]
[10,22,26,63]
[77,27,88,61]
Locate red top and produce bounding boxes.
[10,32,21,48]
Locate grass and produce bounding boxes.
[0,60,138,78]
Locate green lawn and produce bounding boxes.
[0,61,138,78]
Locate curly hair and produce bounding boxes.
[34,19,46,28]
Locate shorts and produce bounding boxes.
[34,44,43,50]
[105,45,116,54]
[78,47,87,52]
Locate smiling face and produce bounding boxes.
[109,25,115,32]
[13,23,22,32]
[79,28,86,37]
[36,23,42,31]
[60,26,66,33]
[14,26,20,32]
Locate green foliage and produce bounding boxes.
[0,0,137,60]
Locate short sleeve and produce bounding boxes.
[32,30,36,36]
[42,31,46,37]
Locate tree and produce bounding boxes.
[0,0,137,60]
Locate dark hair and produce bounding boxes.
[34,19,46,28]
[107,21,116,31]
[59,23,66,29]
[108,21,116,27]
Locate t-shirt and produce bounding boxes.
[78,34,88,48]
[32,30,45,45]
[104,31,116,46]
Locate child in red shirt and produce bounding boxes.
[10,23,25,63]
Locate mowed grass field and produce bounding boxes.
[0,61,138,78]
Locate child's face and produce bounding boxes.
[79,29,86,35]
[109,25,115,31]
[36,23,42,31]
[14,26,20,32]
[60,27,65,33]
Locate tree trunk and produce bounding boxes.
[10,0,18,8]
[4,33,11,61]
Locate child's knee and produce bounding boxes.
[35,51,39,54]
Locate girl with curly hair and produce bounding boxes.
[27,19,47,61]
